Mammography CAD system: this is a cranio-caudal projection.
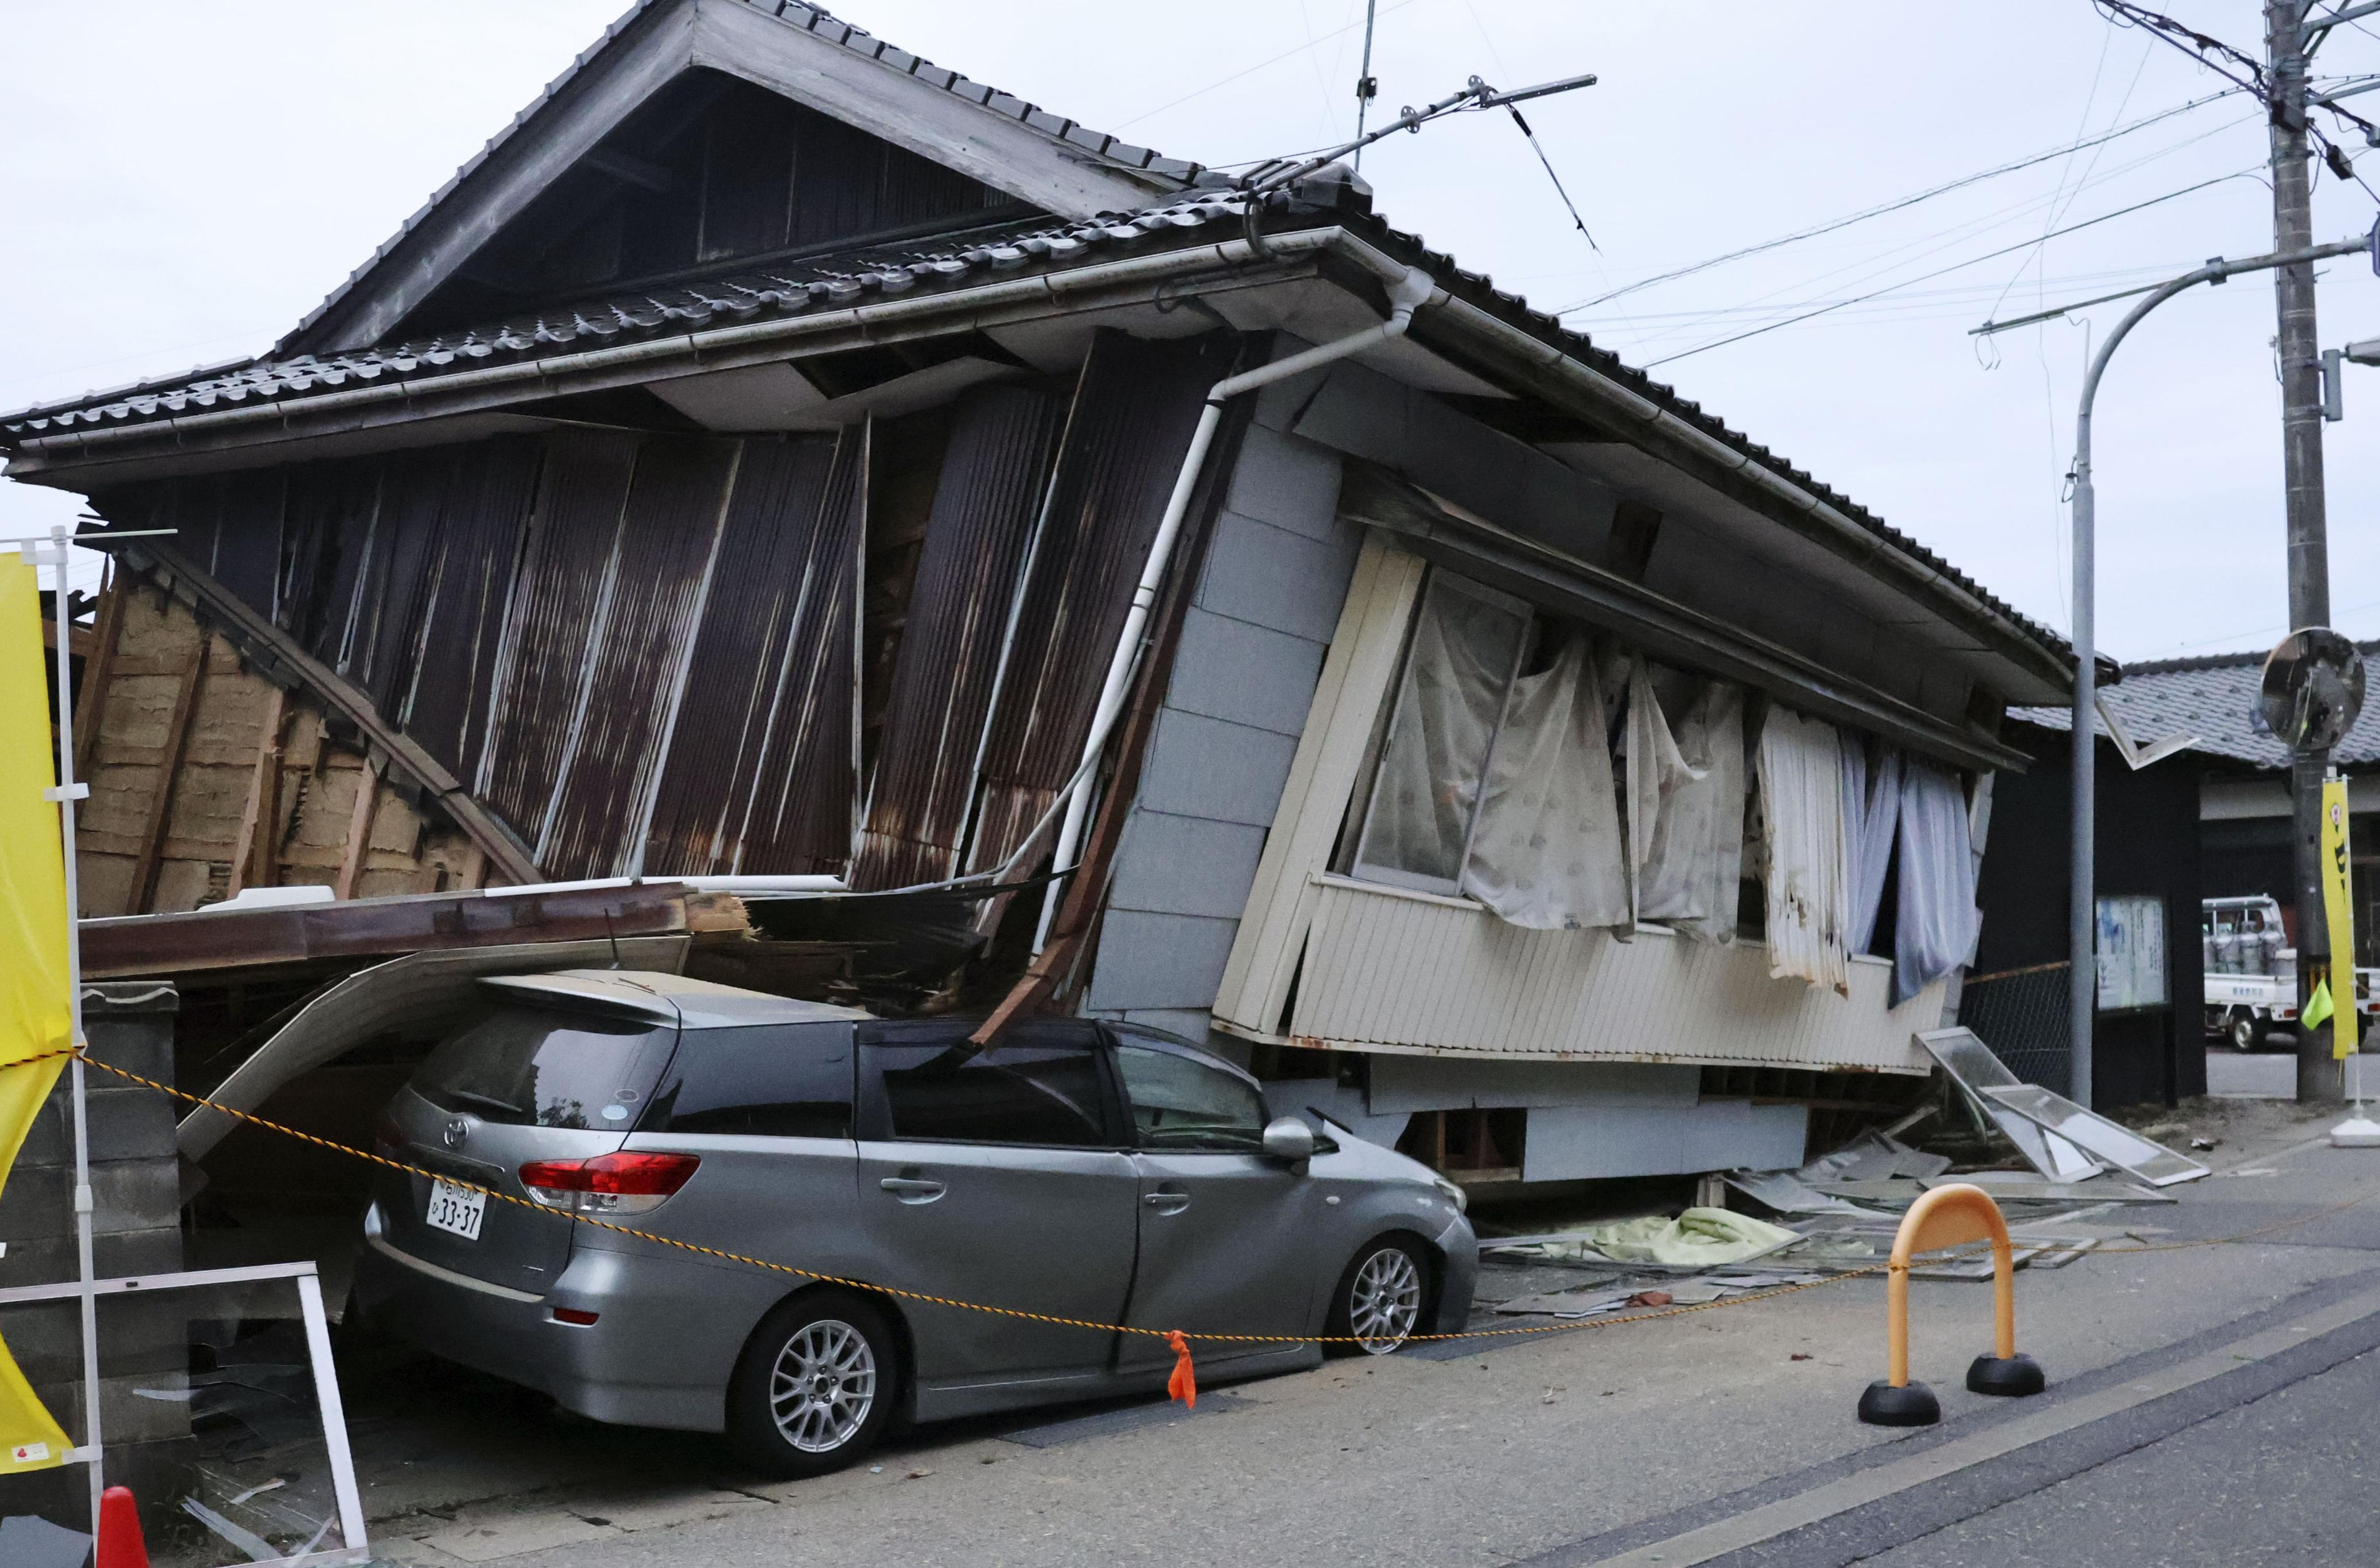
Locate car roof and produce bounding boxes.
[480,969,872,1030]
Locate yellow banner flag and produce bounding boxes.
[0,549,73,1473]
[2325,775,2359,1061]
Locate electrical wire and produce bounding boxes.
[1637,168,2258,368]
[1580,113,2260,355]
[1111,0,1427,132]
[1556,88,2240,315]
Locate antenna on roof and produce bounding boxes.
[1352,0,1380,170]
[603,909,624,970]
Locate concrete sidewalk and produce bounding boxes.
[351,1114,2380,1568]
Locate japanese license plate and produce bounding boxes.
[425,1178,487,1241]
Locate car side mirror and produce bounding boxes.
[1261,1116,1316,1163]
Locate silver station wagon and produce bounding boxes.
[356,970,1477,1475]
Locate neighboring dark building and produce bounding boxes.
[1972,717,2205,1109]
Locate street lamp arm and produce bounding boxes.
[2067,229,2372,1109]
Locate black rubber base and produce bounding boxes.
[1857,1379,1941,1426]
[1966,1352,2047,1397]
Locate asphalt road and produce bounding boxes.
[2202,1045,2380,1099]
[1858,1341,2380,1567]
[357,1117,2380,1568]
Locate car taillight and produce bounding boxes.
[518,1152,700,1216]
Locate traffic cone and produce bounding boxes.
[95,1485,149,1568]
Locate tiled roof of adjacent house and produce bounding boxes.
[2012,642,2380,770]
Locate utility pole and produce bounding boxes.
[2268,0,2344,1104]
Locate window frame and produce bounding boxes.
[854,1018,1133,1150]
[1105,1026,1276,1155]
[1348,568,1537,897]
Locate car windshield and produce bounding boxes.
[413,1004,678,1129]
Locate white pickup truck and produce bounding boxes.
[2204,894,2376,1051]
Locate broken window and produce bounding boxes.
[1350,571,1533,894]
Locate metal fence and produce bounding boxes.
[1957,960,2073,1089]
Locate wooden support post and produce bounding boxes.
[127,633,208,914]
[71,576,126,780]
[226,687,287,897]
[334,765,380,902]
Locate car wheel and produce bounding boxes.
[725,1291,898,1478]
[2230,1010,2259,1053]
[1326,1236,1430,1356]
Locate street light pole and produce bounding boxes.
[2065,234,2373,1109]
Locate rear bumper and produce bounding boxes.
[1430,1213,1479,1334]
[355,1202,769,1432]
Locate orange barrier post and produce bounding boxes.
[1857,1183,2047,1426]
[95,1485,149,1568]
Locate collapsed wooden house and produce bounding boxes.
[4,0,2076,1194]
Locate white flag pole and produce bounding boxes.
[32,524,102,1526]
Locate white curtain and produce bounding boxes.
[1756,707,1852,992]
[1357,581,1525,886]
[1461,636,1630,930]
[1842,736,1902,954]
[1892,759,1980,1005]
[1627,659,1711,922]
[1673,682,1747,944]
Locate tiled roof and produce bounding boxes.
[0,184,2072,674]
[271,0,1206,358]
[2012,643,2380,770]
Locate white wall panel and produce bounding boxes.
[1290,875,1940,1073]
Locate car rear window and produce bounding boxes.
[640,1021,855,1139]
[413,1005,677,1129]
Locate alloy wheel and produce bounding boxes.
[1348,1246,1423,1354]
[768,1319,878,1452]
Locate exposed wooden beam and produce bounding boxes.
[333,765,380,902]
[226,686,288,897]
[41,619,93,657]
[133,545,545,884]
[128,633,208,913]
[71,578,127,779]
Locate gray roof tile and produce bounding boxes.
[2014,643,2380,770]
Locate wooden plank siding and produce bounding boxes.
[75,583,487,915]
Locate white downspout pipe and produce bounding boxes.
[1031,263,1443,952]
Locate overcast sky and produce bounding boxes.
[4,1,2376,662]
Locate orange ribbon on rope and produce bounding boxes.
[1165,1330,1197,1410]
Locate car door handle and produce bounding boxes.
[879,1177,946,1203]
[1144,1190,1190,1215]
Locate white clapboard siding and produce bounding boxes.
[1290,874,1939,1073]
[1212,537,1425,1035]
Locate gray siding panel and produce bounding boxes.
[1085,911,1242,1011]
[1106,811,1268,919]
[1223,425,1347,542]
[1197,510,1362,644]
[1134,709,1300,828]
[1164,608,1330,737]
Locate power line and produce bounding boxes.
[1637,168,2258,368]
[1555,88,2240,314]
[1112,0,1426,131]
[1584,112,2258,355]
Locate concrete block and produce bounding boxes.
[1085,911,1241,1012]
[1367,1057,1701,1115]
[14,1086,178,1170]
[1197,509,1361,644]
[0,1159,182,1241]
[1106,811,1268,920]
[1165,608,1327,737]
[1221,426,1345,540]
[1,1226,184,1287]
[1135,708,1299,828]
